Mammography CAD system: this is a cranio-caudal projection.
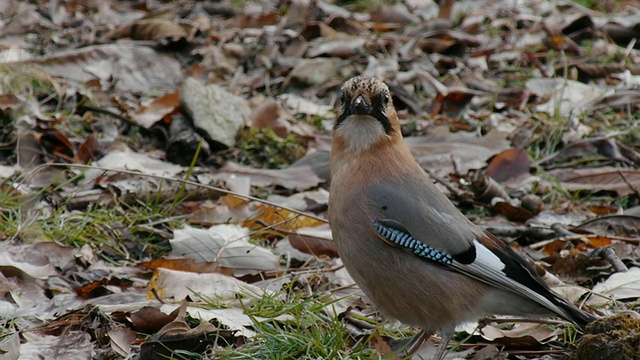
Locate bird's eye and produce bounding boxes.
[383,93,390,103]
[340,92,346,104]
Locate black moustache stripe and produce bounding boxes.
[335,108,393,135]
[371,108,392,135]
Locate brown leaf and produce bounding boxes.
[131,19,188,42]
[540,239,571,255]
[588,205,620,216]
[243,205,325,231]
[288,233,337,258]
[38,127,74,159]
[129,306,176,333]
[77,133,98,164]
[139,258,233,276]
[108,328,137,357]
[431,87,475,117]
[140,300,225,359]
[545,254,610,284]
[0,94,19,110]
[279,225,337,258]
[232,8,279,28]
[74,277,133,299]
[419,38,465,56]
[249,98,290,137]
[539,138,627,166]
[132,91,180,128]
[368,332,396,357]
[492,201,535,223]
[370,4,417,25]
[485,148,532,183]
[584,236,613,249]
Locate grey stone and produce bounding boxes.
[180,77,250,148]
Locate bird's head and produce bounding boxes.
[333,76,400,153]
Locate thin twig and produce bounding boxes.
[23,162,328,223]
[424,168,463,198]
[601,247,628,272]
[618,169,640,199]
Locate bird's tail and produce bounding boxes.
[553,295,596,330]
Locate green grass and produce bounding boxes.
[216,127,306,169]
[334,0,396,12]
[210,280,406,359]
[571,0,624,11]
[0,186,180,261]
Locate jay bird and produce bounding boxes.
[328,76,595,359]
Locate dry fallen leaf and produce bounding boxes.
[588,267,640,307]
[485,148,532,183]
[549,167,640,197]
[218,161,324,191]
[168,224,281,277]
[132,91,181,128]
[480,322,559,344]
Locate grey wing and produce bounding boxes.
[365,180,477,255]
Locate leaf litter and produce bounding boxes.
[1,0,640,359]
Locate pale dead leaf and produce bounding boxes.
[267,188,329,211]
[306,36,367,58]
[0,164,19,179]
[410,339,474,360]
[575,215,640,237]
[548,167,640,196]
[169,224,281,277]
[29,44,183,94]
[541,271,592,305]
[0,331,19,360]
[20,331,92,360]
[107,328,137,357]
[0,242,57,279]
[219,162,323,191]
[406,126,510,179]
[480,322,559,343]
[132,91,180,128]
[149,267,267,301]
[279,94,334,118]
[526,78,610,116]
[81,147,187,187]
[588,267,640,307]
[159,304,292,338]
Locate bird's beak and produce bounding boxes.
[352,95,371,115]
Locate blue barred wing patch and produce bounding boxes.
[373,220,453,265]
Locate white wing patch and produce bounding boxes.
[472,239,506,271]
[335,115,386,153]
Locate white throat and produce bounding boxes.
[335,115,386,153]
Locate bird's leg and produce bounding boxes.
[432,331,452,360]
[400,329,433,357]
